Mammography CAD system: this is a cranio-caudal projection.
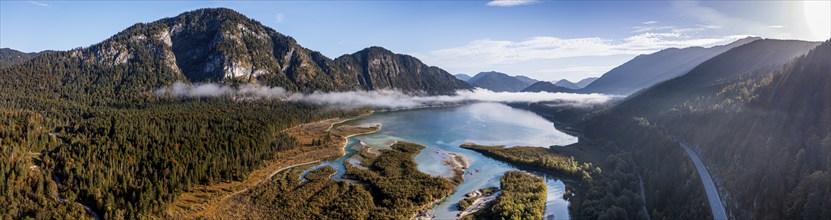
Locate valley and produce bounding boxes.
[2,3,829,220]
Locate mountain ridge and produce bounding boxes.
[575,77,598,88]
[554,79,580,89]
[521,81,575,93]
[580,37,761,95]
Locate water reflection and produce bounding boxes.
[314,102,577,219]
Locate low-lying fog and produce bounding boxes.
[154,82,618,108]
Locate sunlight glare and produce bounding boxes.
[803,0,831,41]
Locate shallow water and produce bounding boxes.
[308,102,577,219]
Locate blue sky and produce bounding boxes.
[1,0,828,81]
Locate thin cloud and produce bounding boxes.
[486,0,538,7]
[632,22,723,34]
[28,1,50,7]
[632,25,676,33]
[534,66,616,77]
[275,13,285,23]
[670,1,792,39]
[642,21,658,25]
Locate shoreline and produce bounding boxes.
[414,151,472,220]
[444,152,470,180]
[458,189,501,218]
[335,122,382,156]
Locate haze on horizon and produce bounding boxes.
[1,0,828,81]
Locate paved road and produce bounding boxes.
[680,143,728,220]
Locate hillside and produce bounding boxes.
[583,39,826,219]
[580,37,760,95]
[467,71,534,92]
[0,48,50,68]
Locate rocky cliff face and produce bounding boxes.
[57,8,470,95]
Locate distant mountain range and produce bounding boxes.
[454,35,762,96]
[580,37,760,95]
[521,81,574,93]
[0,8,470,98]
[454,73,472,81]
[554,77,598,89]
[456,72,601,93]
[553,79,579,89]
[465,71,537,92]
[458,37,765,96]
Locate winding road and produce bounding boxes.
[680,142,728,220]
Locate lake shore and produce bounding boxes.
[458,187,500,218]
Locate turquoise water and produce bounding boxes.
[299,138,362,182]
[309,102,577,219]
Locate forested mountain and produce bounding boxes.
[521,81,575,93]
[0,8,468,99]
[333,47,470,94]
[454,73,472,81]
[580,37,760,95]
[582,39,827,219]
[467,71,535,92]
[0,48,49,68]
[0,7,470,219]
